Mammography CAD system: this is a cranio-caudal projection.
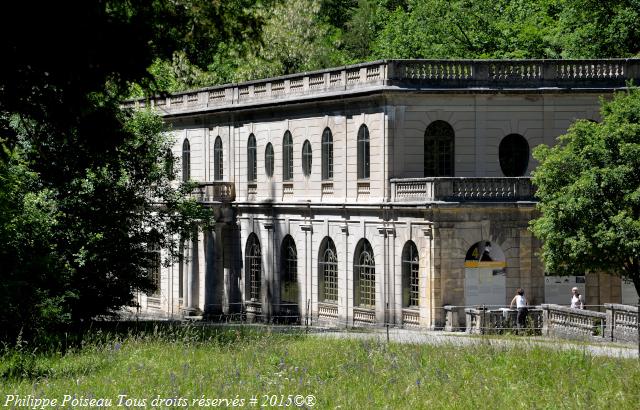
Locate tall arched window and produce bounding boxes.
[354,239,375,308]
[302,140,312,177]
[265,143,274,178]
[280,236,298,306]
[182,139,190,182]
[246,234,262,302]
[214,136,223,181]
[247,134,257,182]
[402,241,419,308]
[499,134,529,177]
[322,127,333,180]
[147,237,161,296]
[319,237,338,303]
[357,125,370,179]
[424,121,454,177]
[283,131,293,181]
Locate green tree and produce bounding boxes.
[531,88,640,296]
[0,1,264,344]
[235,0,346,81]
[373,0,553,59]
[549,0,640,58]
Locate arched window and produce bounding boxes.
[246,234,262,301]
[147,238,161,296]
[499,134,529,177]
[354,239,375,308]
[283,131,293,181]
[247,134,257,182]
[302,140,312,177]
[182,139,190,182]
[280,236,298,305]
[319,237,338,303]
[214,136,223,181]
[357,125,370,179]
[402,241,419,308]
[265,143,274,178]
[424,121,454,177]
[322,127,333,180]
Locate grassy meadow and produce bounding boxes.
[1,324,639,409]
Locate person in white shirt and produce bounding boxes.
[570,287,584,309]
[510,288,528,334]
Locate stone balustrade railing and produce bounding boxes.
[318,303,338,321]
[353,307,376,326]
[541,304,607,341]
[192,182,235,202]
[464,307,543,335]
[391,177,535,202]
[123,59,640,115]
[392,59,635,84]
[402,309,420,327]
[604,303,639,343]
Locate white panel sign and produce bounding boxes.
[544,275,586,305]
[464,267,506,308]
[621,278,639,305]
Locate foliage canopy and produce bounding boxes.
[0,1,265,343]
[531,88,640,296]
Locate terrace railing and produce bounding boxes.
[541,304,607,341]
[604,303,639,343]
[123,59,640,116]
[390,177,535,202]
[191,182,235,203]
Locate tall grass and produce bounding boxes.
[1,323,638,409]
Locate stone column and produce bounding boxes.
[204,227,223,316]
[187,232,200,313]
[182,241,190,312]
[340,224,350,326]
[421,224,434,328]
[262,222,274,322]
[301,223,313,326]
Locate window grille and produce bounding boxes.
[355,239,375,307]
[319,237,338,303]
[402,241,419,308]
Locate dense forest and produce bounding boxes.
[143,0,640,94]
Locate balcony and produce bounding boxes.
[192,182,235,203]
[390,177,535,203]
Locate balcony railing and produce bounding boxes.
[123,59,640,115]
[192,182,235,203]
[390,177,535,202]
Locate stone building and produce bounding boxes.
[129,59,640,328]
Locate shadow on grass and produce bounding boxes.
[1,321,306,382]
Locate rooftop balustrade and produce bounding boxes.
[123,59,640,116]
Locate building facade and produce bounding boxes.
[130,59,640,328]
